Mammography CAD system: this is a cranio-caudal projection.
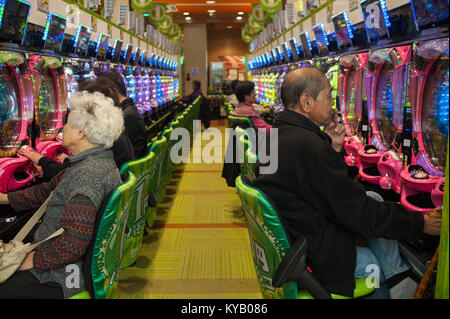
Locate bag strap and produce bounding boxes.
[13,192,54,243]
[28,227,64,251]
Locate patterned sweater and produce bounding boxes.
[9,176,96,270]
[8,150,121,298]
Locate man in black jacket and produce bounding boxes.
[97,71,148,158]
[252,68,441,298]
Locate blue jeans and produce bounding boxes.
[354,191,412,299]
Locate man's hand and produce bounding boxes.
[423,207,442,236]
[56,153,68,163]
[324,116,346,152]
[19,149,43,164]
[18,251,35,271]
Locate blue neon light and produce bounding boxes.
[380,0,391,27]
[343,11,354,39]
[42,13,52,42]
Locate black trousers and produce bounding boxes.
[0,270,63,299]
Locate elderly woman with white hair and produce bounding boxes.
[0,91,124,299]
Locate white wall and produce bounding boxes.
[183,24,208,95]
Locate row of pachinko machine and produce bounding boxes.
[249,1,448,276]
[0,0,179,194]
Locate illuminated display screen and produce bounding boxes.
[299,31,313,58]
[289,37,301,62]
[133,47,141,65]
[410,0,449,29]
[124,43,133,64]
[271,49,279,63]
[140,50,147,65]
[277,46,285,62]
[265,52,272,65]
[96,33,110,59]
[283,42,293,61]
[74,25,91,57]
[312,23,330,55]
[43,14,66,52]
[360,0,390,42]
[0,0,30,45]
[112,39,123,62]
[332,11,354,50]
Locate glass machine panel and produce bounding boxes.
[0,69,20,153]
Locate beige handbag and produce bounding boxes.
[0,193,64,283]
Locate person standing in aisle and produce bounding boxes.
[97,71,148,158]
[252,68,441,299]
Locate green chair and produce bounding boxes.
[149,136,169,203]
[161,127,175,181]
[69,172,137,299]
[119,154,158,269]
[235,175,375,299]
[228,115,254,130]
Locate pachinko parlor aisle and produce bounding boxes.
[0,0,448,303]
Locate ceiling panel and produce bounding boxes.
[152,0,260,29]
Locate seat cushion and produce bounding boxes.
[297,278,375,299]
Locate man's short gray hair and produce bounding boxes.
[280,68,326,110]
[68,91,124,148]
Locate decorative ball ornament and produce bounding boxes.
[248,14,264,32]
[260,0,283,14]
[158,14,173,34]
[252,3,271,23]
[131,0,154,12]
[148,4,167,23]
[241,28,254,43]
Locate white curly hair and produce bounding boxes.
[68,91,124,148]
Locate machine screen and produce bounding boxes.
[0,70,20,152]
[410,0,449,29]
[332,11,353,50]
[421,58,449,173]
[74,25,91,57]
[0,0,30,45]
[299,32,313,58]
[313,23,329,56]
[38,72,58,136]
[44,14,66,53]
[345,71,359,134]
[96,33,110,60]
[112,39,123,62]
[360,0,390,42]
[124,44,133,64]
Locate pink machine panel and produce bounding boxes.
[400,38,448,213]
[0,51,35,193]
[338,52,369,168]
[29,55,69,161]
[358,45,412,190]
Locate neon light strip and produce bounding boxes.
[379,0,391,27]
[320,23,329,45]
[0,0,6,28]
[343,11,354,39]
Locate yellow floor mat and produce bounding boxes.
[116,120,263,299]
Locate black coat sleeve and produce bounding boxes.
[38,156,67,182]
[301,147,424,241]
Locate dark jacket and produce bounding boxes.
[180,88,202,105]
[252,109,424,297]
[38,133,135,181]
[119,98,148,158]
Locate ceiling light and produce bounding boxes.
[206,1,216,3]
[185,16,191,21]
[238,12,244,15]
[183,12,189,15]
[227,26,232,29]
[207,10,216,13]
[236,16,243,20]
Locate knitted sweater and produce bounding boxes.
[8,150,121,298]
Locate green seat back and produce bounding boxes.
[119,152,157,269]
[87,172,137,298]
[235,175,297,299]
[161,127,175,179]
[149,136,169,203]
[243,149,257,182]
[228,115,254,130]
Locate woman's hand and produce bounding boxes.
[19,149,44,164]
[18,251,35,271]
